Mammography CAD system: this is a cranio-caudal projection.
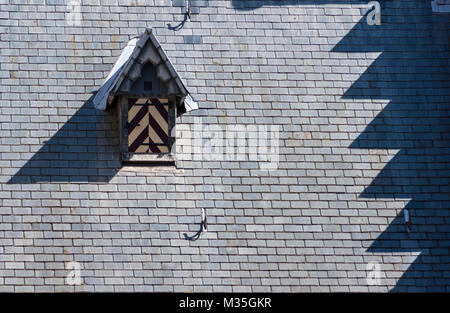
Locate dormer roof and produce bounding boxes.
[93,28,198,113]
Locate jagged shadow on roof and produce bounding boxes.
[7,97,121,184]
[333,1,450,291]
[366,200,450,292]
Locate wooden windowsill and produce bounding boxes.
[122,152,175,163]
[120,153,181,173]
[120,164,182,174]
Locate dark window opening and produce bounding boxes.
[144,81,153,91]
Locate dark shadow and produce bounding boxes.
[180,0,377,12]
[333,1,450,291]
[183,222,204,241]
[7,96,121,184]
[231,0,365,10]
[168,12,189,31]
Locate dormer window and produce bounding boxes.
[92,28,198,165]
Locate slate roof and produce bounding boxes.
[0,0,448,293]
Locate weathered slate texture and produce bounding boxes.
[0,0,448,292]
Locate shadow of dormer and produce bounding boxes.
[7,97,121,184]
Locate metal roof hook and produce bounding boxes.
[187,0,191,19]
[404,209,412,233]
[201,208,207,232]
[168,0,192,31]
